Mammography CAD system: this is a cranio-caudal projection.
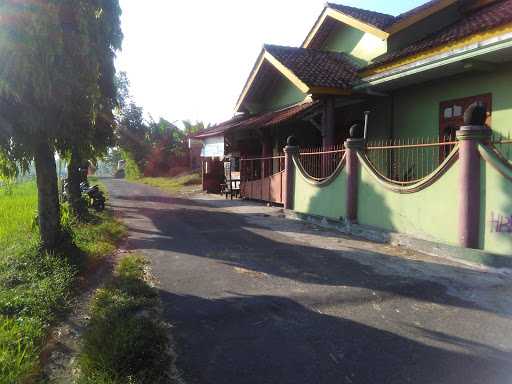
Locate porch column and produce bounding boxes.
[201,159,207,191]
[261,129,272,177]
[284,136,299,210]
[322,97,336,148]
[456,125,490,249]
[344,136,365,223]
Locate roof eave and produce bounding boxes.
[310,87,353,96]
[363,22,512,77]
[357,31,512,88]
[234,49,311,113]
[302,6,389,49]
[385,0,458,35]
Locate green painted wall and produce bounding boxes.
[294,167,347,220]
[393,66,512,139]
[480,158,512,256]
[260,76,306,112]
[357,162,460,245]
[321,24,387,64]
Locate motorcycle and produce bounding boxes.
[84,184,106,211]
[62,179,106,212]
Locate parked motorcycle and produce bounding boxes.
[62,179,106,211]
[85,185,106,211]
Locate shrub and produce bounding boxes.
[79,255,175,384]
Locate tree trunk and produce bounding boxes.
[67,150,86,219]
[34,139,62,250]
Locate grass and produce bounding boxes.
[136,173,201,194]
[0,180,126,384]
[0,181,39,253]
[78,254,177,384]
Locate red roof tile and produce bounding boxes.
[193,115,248,138]
[368,0,512,69]
[192,102,319,139]
[255,101,320,128]
[391,0,444,26]
[265,45,361,89]
[327,3,395,29]
[327,1,449,31]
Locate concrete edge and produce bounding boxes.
[281,209,512,274]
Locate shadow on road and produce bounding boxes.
[109,192,503,316]
[160,291,512,384]
[103,179,512,384]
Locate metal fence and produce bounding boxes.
[365,136,457,184]
[491,133,512,162]
[298,144,345,180]
[240,155,285,182]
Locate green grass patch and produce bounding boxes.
[78,254,176,384]
[137,173,201,194]
[0,180,126,383]
[0,181,39,254]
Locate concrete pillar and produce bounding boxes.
[322,97,336,148]
[344,138,365,223]
[456,125,490,249]
[284,138,299,210]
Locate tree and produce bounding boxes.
[117,101,150,173]
[182,120,208,137]
[58,0,122,218]
[0,1,121,248]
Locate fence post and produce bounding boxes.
[284,136,299,210]
[456,104,491,249]
[344,133,365,223]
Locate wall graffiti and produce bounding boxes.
[489,212,512,233]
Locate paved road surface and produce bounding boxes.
[104,178,512,384]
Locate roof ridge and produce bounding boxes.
[393,0,442,22]
[264,44,352,57]
[326,2,394,19]
[326,2,396,29]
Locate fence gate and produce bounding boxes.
[240,155,285,204]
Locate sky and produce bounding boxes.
[116,0,428,126]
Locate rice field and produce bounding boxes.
[0,180,125,383]
[0,181,39,257]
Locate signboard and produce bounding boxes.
[201,136,224,158]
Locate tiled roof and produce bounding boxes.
[193,115,248,138]
[368,0,512,69]
[327,3,395,29]
[391,0,443,26]
[257,101,320,127]
[192,101,319,139]
[327,1,447,31]
[265,45,361,89]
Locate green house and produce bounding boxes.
[194,0,512,262]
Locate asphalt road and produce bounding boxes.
[104,178,512,384]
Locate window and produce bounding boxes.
[439,93,492,160]
[439,93,492,139]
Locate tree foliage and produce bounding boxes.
[114,73,202,177]
[0,0,122,248]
